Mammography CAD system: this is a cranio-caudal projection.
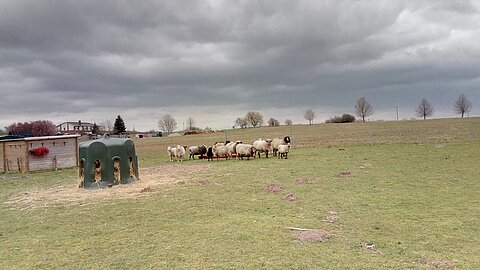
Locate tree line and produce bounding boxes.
[1,94,473,136]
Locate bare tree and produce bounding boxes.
[267,118,280,127]
[454,94,472,118]
[158,114,177,134]
[285,119,293,126]
[355,97,373,123]
[304,108,316,125]
[245,111,264,127]
[186,116,196,130]
[235,117,248,129]
[99,120,112,132]
[416,98,434,120]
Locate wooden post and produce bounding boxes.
[53,156,58,170]
[2,142,6,173]
[25,141,29,172]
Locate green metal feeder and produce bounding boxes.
[78,134,139,189]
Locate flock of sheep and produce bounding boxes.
[167,136,291,162]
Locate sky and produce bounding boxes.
[1,0,479,131]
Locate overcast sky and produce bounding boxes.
[1,0,479,131]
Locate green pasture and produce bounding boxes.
[1,118,479,269]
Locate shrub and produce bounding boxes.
[326,114,356,123]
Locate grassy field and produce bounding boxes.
[1,118,479,269]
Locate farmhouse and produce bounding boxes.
[0,134,80,173]
[56,121,94,134]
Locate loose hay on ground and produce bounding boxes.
[424,258,458,269]
[324,211,339,223]
[5,163,212,209]
[265,182,283,193]
[283,194,297,202]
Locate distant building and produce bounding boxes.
[57,121,94,134]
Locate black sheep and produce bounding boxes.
[206,147,214,161]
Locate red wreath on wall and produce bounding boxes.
[30,147,50,156]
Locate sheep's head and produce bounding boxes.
[284,136,291,143]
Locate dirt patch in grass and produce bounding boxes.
[283,194,297,202]
[339,171,352,178]
[197,179,210,185]
[424,259,457,269]
[139,187,154,193]
[294,229,334,243]
[265,182,283,193]
[5,164,212,209]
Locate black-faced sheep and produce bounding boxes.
[272,136,291,156]
[226,141,242,159]
[277,144,290,159]
[253,138,272,158]
[189,145,207,160]
[235,144,256,160]
[214,140,231,147]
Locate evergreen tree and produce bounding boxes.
[92,122,100,134]
[113,115,126,134]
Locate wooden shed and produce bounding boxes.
[0,134,80,173]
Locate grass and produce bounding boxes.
[1,118,479,269]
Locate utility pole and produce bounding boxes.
[396,106,399,121]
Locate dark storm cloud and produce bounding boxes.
[1,0,479,130]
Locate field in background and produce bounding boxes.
[137,118,480,167]
[0,118,479,269]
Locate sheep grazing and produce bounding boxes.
[167,145,186,162]
[235,144,256,160]
[272,136,291,156]
[253,138,272,158]
[277,144,290,159]
[214,140,231,147]
[213,145,229,160]
[189,145,207,160]
[206,147,214,161]
[226,141,242,159]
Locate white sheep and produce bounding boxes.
[272,136,291,156]
[235,144,256,160]
[253,138,272,158]
[277,144,290,159]
[213,145,229,160]
[226,141,242,159]
[167,145,186,162]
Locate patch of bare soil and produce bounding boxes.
[339,171,352,178]
[425,259,457,269]
[5,164,212,209]
[265,182,283,193]
[197,179,210,185]
[294,229,335,243]
[295,178,316,184]
[283,194,297,202]
[324,211,339,223]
